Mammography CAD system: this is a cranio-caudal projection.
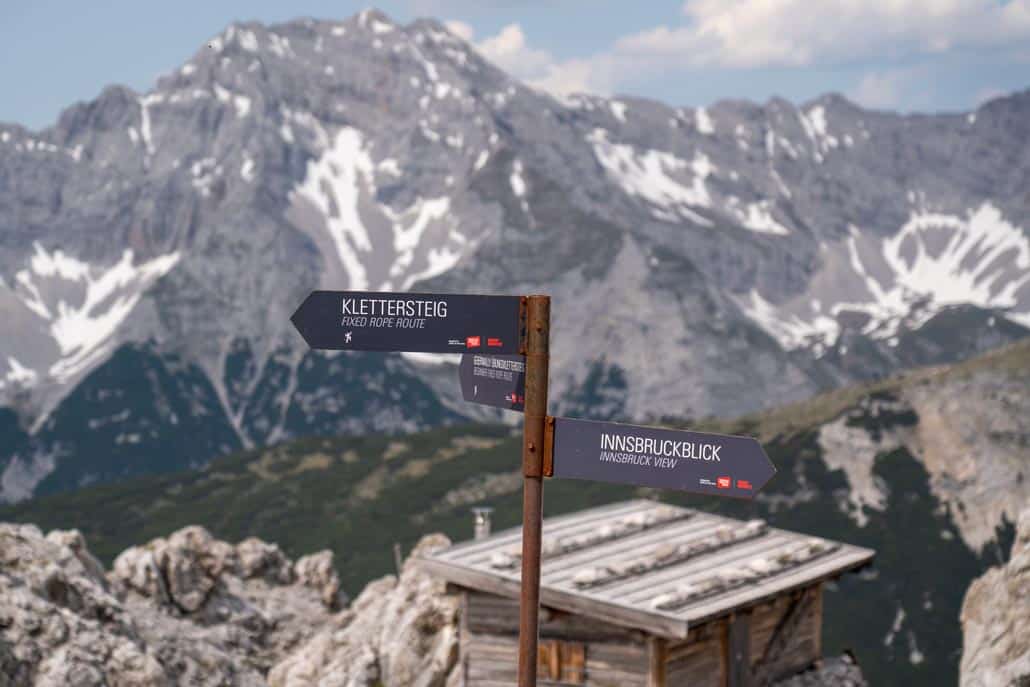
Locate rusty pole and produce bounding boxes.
[517,295,550,687]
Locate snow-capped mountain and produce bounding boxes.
[1,9,1028,501]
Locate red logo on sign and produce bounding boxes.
[466,336,481,348]
[717,476,731,489]
[487,337,503,347]
[737,479,752,490]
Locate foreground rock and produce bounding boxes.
[3,523,867,686]
[773,653,867,686]
[960,508,1030,687]
[0,524,343,686]
[268,533,461,687]
[0,524,167,686]
[109,525,346,681]
[1,524,460,687]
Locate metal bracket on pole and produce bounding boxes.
[542,416,555,478]
[522,360,547,478]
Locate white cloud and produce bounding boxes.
[443,19,473,42]
[616,0,1030,68]
[446,1,1030,105]
[446,21,613,97]
[849,66,931,110]
[529,58,609,98]
[472,23,555,78]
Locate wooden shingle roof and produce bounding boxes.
[418,499,874,639]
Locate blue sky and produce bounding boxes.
[2,0,1029,130]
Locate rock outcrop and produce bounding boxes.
[0,523,169,686]
[960,508,1030,687]
[1,523,345,686]
[268,533,461,687]
[3,522,869,686]
[773,653,867,686]
[108,525,346,680]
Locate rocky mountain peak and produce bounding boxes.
[801,91,860,111]
[1,8,1028,506]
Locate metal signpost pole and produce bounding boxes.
[291,288,776,685]
[517,295,550,687]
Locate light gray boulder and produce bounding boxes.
[1,522,349,685]
[269,533,460,687]
[0,523,168,686]
[960,508,1030,687]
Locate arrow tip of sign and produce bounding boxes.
[289,293,317,347]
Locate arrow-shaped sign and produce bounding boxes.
[545,417,775,499]
[290,290,523,354]
[459,353,526,412]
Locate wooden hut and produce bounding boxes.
[418,499,874,686]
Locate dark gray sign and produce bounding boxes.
[549,417,775,499]
[459,354,526,412]
[291,291,522,354]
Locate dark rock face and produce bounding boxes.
[1,10,1028,502]
[773,653,868,687]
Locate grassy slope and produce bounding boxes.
[3,340,1027,686]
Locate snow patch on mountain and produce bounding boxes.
[587,129,714,226]
[2,357,38,390]
[805,106,838,148]
[799,105,839,161]
[191,158,222,196]
[403,39,440,84]
[41,249,178,383]
[283,108,330,149]
[268,33,293,59]
[509,159,527,197]
[138,96,158,156]
[406,244,464,289]
[841,204,1030,338]
[738,203,1030,351]
[238,28,259,52]
[293,127,376,289]
[385,197,452,282]
[290,122,474,293]
[885,204,1030,324]
[213,84,251,118]
[739,200,791,236]
[4,244,181,388]
[473,150,489,171]
[695,107,715,134]
[378,158,400,176]
[370,19,394,35]
[741,289,841,352]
